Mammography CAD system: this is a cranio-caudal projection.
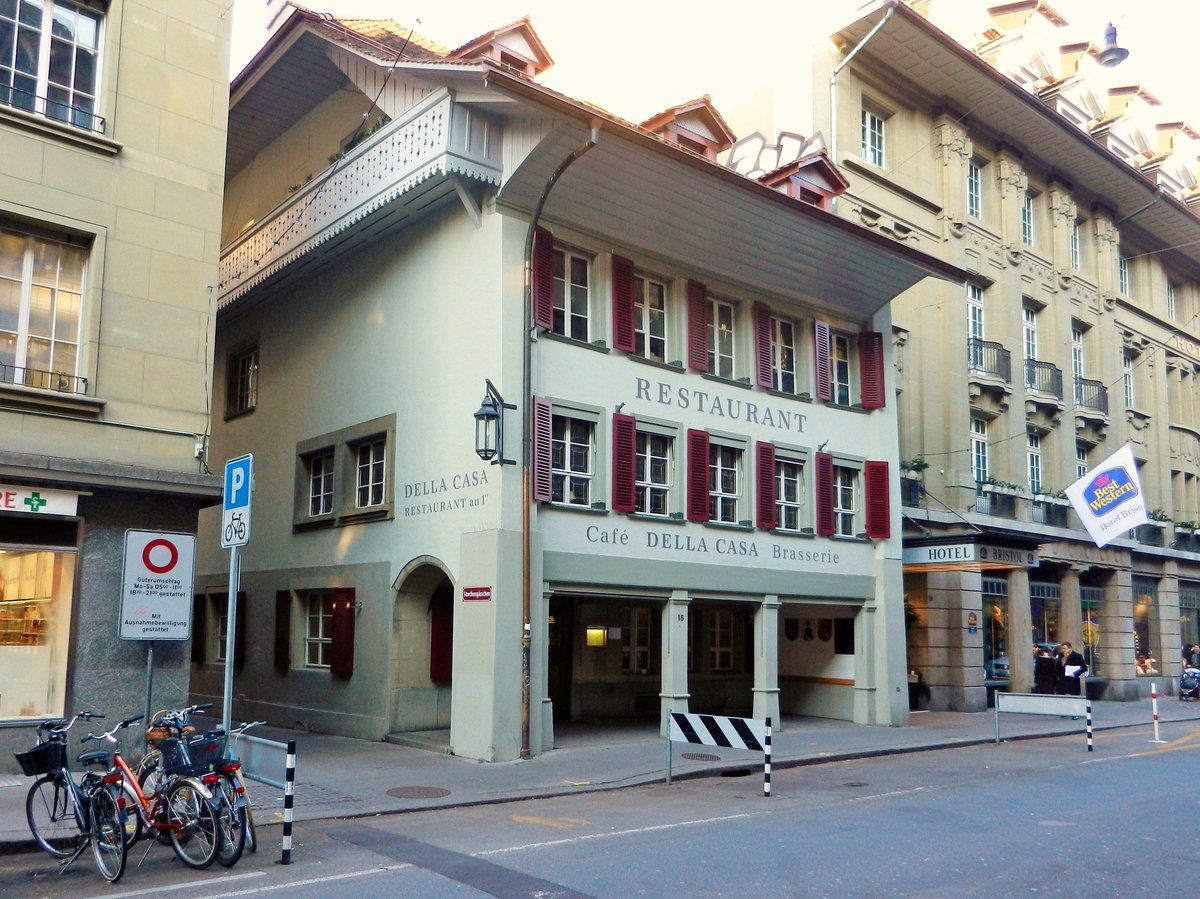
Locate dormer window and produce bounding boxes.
[641,96,736,163]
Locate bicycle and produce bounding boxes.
[85,714,223,870]
[138,704,244,866]
[16,711,128,883]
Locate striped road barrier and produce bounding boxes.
[666,712,772,797]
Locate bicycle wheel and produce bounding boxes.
[89,784,127,883]
[26,775,82,859]
[214,774,246,867]
[165,779,220,869]
[138,752,173,845]
[235,768,257,853]
[120,778,144,848]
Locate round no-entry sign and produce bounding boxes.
[119,530,196,641]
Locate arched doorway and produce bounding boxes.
[390,560,453,735]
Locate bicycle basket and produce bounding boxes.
[185,730,228,771]
[158,737,192,775]
[15,740,66,776]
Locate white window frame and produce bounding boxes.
[308,450,334,517]
[831,331,853,406]
[0,225,86,391]
[771,314,798,394]
[1021,191,1035,246]
[709,441,742,524]
[633,274,667,363]
[635,430,672,516]
[226,343,258,418]
[1167,281,1177,321]
[1071,219,1082,271]
[971,418,989,484]
[1118,252,1130,296]
[303,592,333,669]
[551,414,594,506]
[1027,433,1042,495]
[1022,306,1038,361]
[967,158,983,219]
[860,104,886,168]
[0,0,103,132]
[354,438,386,509]
[552,247,590,341]
[1076,443,1088,481]
[832,464,858,537]
[1123,351,1136,409]
[775,455,806,532]
[707,297,736,379]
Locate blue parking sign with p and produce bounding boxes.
[222,455,253,548]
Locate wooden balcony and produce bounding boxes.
[218,90,503,308]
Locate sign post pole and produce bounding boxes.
[222,545,239,733]
[220,455,253,734]
[143,641,154,757]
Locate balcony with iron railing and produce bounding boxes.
[0,84,105,134]
[1024,358,1063,399]
[967,338,1012,415]
[218,89,503,308]
[0,363,88,396]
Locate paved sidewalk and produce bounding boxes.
[4,697,1198,854]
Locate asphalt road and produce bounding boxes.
[2,722,1196,897]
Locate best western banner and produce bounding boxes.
[1064,443,1148,548]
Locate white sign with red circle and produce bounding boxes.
[119,530,196,641]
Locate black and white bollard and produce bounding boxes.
[280,739,296,865]
[1085,700,1093,752]
[763,717,772,798]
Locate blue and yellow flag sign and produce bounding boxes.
[1065,443,1148,547]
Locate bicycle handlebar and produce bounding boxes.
[40,710,103,739]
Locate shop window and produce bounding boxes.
[622,607,651,674]
[1029,581,1060,647]
[982,577,1008,680]
[0,0,103,133]
[225,342,258,418]
[709,610,733,671]
[0,224,86,394]
[0,549,75,719]
[1081,586,1103,677]
[1133,578,1160,676]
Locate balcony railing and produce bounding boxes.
[0,84,105,134]
[0,363,88,396]
[219,89,502,307]
[1074,378,1108,414]
[975,484,1016,519]
[1031,500,1069,527]
[1024,358,1063,400]
[967,338,1011,382]
[900,476,923,507]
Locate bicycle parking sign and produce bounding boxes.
[222,454,253,548]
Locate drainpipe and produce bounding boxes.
[829,4,895,211]
[520,123,600,759]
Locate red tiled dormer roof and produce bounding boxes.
[447,16,554,76]
[329,17,452,59]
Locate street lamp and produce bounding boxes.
[474,379,516,466]
[1095,22,1128,68]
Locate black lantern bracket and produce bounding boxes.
[474,378,517,466]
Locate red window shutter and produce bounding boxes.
[814,321,832,402]
[815,452,834,536]
[274,590,291,673]
[330,588,356,679]
[687,280,709,372]
[532,396,553,502]
[191,593,207,664]
[864,461,891,539]
[859,332,886,409]
[429,584,453,684]
[686,428,711,522]
[611,413,637,513]
[611,255,636,353]
[532,227,555,331]
[753,303,773,388]
[755,441,776,530]
[234,591,247,673]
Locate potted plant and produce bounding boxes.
[900,457,930,477]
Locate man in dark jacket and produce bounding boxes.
[1055,642,1087,696]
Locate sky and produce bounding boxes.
[229,0,1199,135]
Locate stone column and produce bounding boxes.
[1008,568,1034,693]
[659,590,691,736]
[1102,564,1137,699]
[539,588,554,752]
[753,595,781,729]
[1060,568,1084,649]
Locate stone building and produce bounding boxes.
[0,1,230,757]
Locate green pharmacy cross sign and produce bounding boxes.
[23,492,47,512]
